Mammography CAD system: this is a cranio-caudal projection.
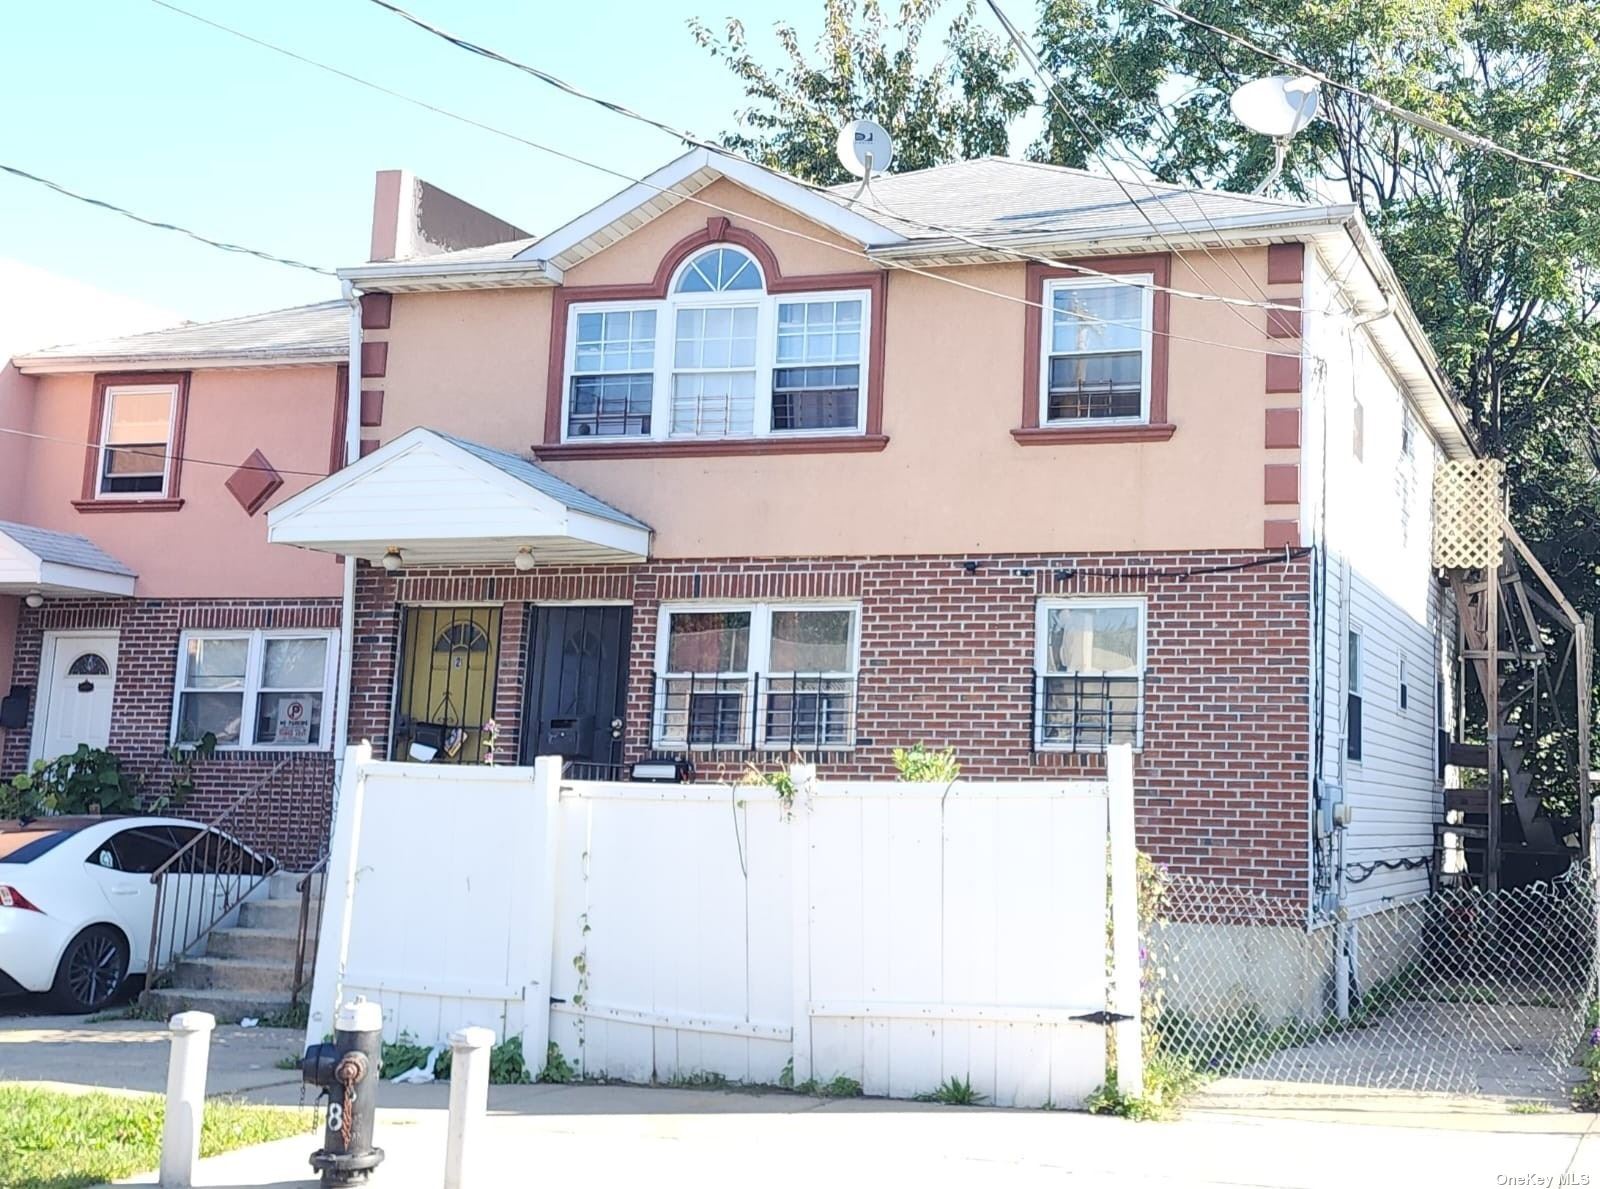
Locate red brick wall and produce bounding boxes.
[352,551,1313,897]
[1,597,341,867]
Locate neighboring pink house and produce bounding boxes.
[0,302,348,858]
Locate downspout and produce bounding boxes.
[330,280,363,801]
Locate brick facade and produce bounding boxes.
[0,596,341,867]
[352,550,1313,897]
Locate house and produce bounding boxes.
[0,301,350,860]
[263,147,1487,913]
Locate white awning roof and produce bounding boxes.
[267,428,652,566]
[0,520,136,597]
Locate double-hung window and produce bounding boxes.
[562,246,870,443]
[1035,598,1146,750]
[1040,277,1152,424]
[1346,629,1363,761]
[172,630,338,750]
[98,384,176,497]
[654,602,859,750]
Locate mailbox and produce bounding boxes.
[540,716,593,757]
[0,686,29,730]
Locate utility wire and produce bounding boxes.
[0,423,333,478]
[1136,0,1600,187]
[142,0,1307,362]
[0,163,335,276]
[361,0,1307,316]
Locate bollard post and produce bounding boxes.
[443,1027,496,1189]
[160,1011,216,1188]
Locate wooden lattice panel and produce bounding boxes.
[1433,459,1505,569]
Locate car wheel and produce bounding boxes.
[51,925,129,1013]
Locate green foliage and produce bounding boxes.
[742,761,801,813]
[155,732,217,814]
[380,1035,435,1079]
[381,1033,534,1085]
[1085,1053,1201,1121]
[256,1002,309,1031]
[0,1084,310,1189]
[541,1042,577,1084]
[779,1061,864,1097]
[690,0,1033,184]
[666,1070,729,1089]
[915,1075,985,1105]
[4,746,140,818]
[892,744,961,782]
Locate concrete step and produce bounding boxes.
[142,986,296,1025]
[268,870,325,901]
[238,898,308,932]
[172,956,295,995]
[206,927,302,963]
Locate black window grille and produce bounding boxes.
[771,366,859,431]
[653,673,858,752]
[1046,352,1143,421]
[762,675,855,747]
[567,374,653,438]
[1035,672,1140,750]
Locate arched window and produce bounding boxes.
[68,653,110,676]
[434,623,490,654]
[674,247,762,294]
[561,232,871,444]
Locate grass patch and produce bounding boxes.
[0,1084,312,1189]
[1510,1102,1552,1114]
[1085,1053,1204,1121]
[274,1054,301,1071]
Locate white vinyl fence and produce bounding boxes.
[306,746,1139,1108]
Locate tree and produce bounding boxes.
[689,0,1034,185]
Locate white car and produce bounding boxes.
[0,816,268,1012]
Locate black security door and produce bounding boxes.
[521,605,631,776]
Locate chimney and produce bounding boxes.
[369,170,531,262]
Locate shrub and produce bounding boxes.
[6,745,140,817]
[892,744,960,782]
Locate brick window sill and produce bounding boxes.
[1012,424,1176,446]
[534,435,890,461]
[73,498,186,514]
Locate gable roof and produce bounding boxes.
[0,520,134,576]
[0,519,136,597]
[429,431,649,530]
[12,300,347,373]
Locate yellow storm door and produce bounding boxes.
[392,606,503,764]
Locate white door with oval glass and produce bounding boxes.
[33,631,119,763]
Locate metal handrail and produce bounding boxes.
[290,852,330,1007]
[141,756,299,996]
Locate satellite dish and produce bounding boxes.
[836,119,895,180]
[1229,75,1321,139]
[1229,76,1321,194]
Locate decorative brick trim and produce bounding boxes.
[1021,254,1172,432]
[360,439,380,458]
[1263,520,1301,548]
[360,292,392,330]
[329,364,349,474]
[1263,463,1300,505]
[360,341,388,379]
[1265,408,1301,449]
[1267,243,1304,285]
[1266,297,1302,339]
[1265,353,1302,394]
[543,218,888,445]
[360,390,385,428]
[81,371,191,505]
[1011,423,1176,446]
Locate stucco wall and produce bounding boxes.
[0,363,35,521]
[368,178,1299,558]
[19,366,343,598]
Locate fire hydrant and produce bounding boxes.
[302,997,385,1185]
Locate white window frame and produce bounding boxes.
[651,600,861,751]
[1398,652,1409,714]
[1039,276,1154,428]
[1346,626,1364,764]
[561,250,872,444]
[1034,596,1148,752]
[170,628,340,752]
[97,383,178,499]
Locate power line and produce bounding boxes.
[0,423,332,478]
[0,163,334,276]
[361,0,1308,317]
[1136,0,1600,188]
[142,0,1306,362]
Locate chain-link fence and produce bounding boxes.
[1140,865,1597,1102]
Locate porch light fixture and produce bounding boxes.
[381,548,403,573]
[23,592,43,609]
[513,547,536,572]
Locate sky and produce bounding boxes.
[0,0,1039,328]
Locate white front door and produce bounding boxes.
[34,631,119,763]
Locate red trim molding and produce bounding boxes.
[360,341,388,379]
[1264,519,1301,549]
[535,434,890,461]
[1012,423,1176,446]
[80,371,191,507]
[1263,463,1300,505]
[328,364,349,474]
[542,218,889,449]
[1267,243,1304,285]
[1264,407,1300,449]
[1019,254,1172,435]
[360,292,392,330]
[1265,353,1302,394]
[224,448,285,516]
[360,390,385,428]
[1266,297,1302,339]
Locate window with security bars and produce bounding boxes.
[773,298,862,431]
[672,305,758,437]
[654,604,858,750]
[567,309,655,438]
[1042,278,1151,423]
[1035,599,1144,750]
